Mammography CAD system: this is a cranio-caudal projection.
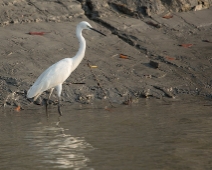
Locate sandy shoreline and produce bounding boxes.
[0,1,212,110]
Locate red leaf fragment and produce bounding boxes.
[15,106,21,112]
[28,32,50,35]
[162,14,173,19]
[165,56,175,60]
[180,44,193,48]
[119,54,129,59]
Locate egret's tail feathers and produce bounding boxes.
[27,90,41,101]
[27,86,39,99]
[27,89,34,99]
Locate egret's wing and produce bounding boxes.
[27,58,72,98]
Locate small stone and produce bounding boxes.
[194,4,202,11]
[149,60,159,68]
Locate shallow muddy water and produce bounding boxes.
[1,100,212,170]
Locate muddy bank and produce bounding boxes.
[0,0,212,110]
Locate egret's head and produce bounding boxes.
[79,21,106,36]
[79,21,92,30]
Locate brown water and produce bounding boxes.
[1,100,212,170]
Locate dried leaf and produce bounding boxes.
[119,54,129,59]
[15,106,21,112]
[165,56,175,60]
[180,44,193,48]
[28,32,50,35]
[162,14,173,19]
[90,65,98,68]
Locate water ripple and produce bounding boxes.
[25,124,94,169]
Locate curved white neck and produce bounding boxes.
[72,26,86,71]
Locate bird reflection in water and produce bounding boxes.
[24,116,94,169]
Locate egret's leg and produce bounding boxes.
[45,88,54,113]
[34,93,41,101]
[47,88,54,104]
[57,98,62,116]
[56,84,62,116]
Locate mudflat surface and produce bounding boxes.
[0,1,212,110]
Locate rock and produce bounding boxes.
[149,60,160,69]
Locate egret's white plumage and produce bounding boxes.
[27,21,106,115]
[27,58,72,99]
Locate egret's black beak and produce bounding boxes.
[90,27,106,36]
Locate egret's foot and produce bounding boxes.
[44,98,50,112]
[34,97,43,105]
[58,104,62,116]
[45,102,48,113]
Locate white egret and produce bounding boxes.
[27,21,106,115]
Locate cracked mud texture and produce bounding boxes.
[0,0,212,109]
